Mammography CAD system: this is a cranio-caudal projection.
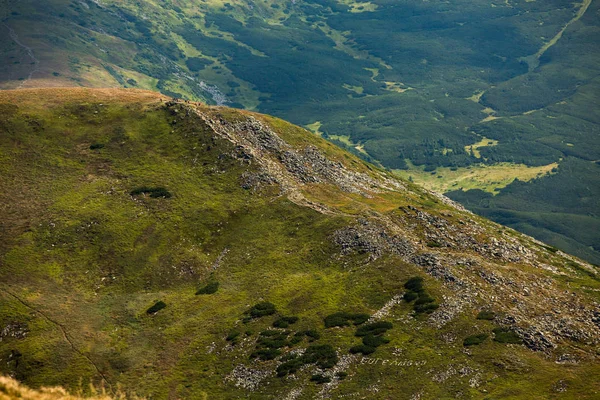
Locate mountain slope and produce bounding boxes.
[2,0,600,263]
[0,88,598,399]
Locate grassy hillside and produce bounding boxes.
[1,0,599,264]
[0,88,598,399]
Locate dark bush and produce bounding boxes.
[404,277,424,292]
[403,291,418,302]
[463,333,488,346]
[273,316,299,328]
[414,294,435,305]
[276,344,338,377]
[426,241,441,248]
[336,371,348,380]
[304,344,338,369]
[355,321,393,337]
[130,186,172,198]
[476,310,496,320]
[349,344,376,355]
[196,281,219,295]
[247,302,277,319]
[414,302,439,314]
[311,374,331,384]
[362,334,390,347]
[324,312,370,328]
[226,330,240,342]
[89,143,104,150]
[250,348,281,360]
[146,301,166,314]
[291,329,320,344]
[493,327,522,344]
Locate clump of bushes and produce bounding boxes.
[476,310,496,320]
[324,312,370,328]
[89,143,104,150]
[226,330,240,344]
[350,321,393,355]
[463,333,488,346]
[336,371,348,380]
[276,344,338,377]
[493,327,522,344]
[403,276,439,315]
[146,301,166,314]
[196,281,219,295]
[130,186,172,198]
[244,302,276,322]
[273,316,299,328]
[290,329,320,345]
[250,330,291,360]
[310,374,331,384]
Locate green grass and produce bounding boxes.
[0,89,598,399]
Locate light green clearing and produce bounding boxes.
[305,121,323,136]
[329,134,369,155]
[394,161,559,194]
[465,136,499,158]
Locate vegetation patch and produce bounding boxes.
[463,333,488,346]
[290,330,320,344]
[477,310,496,320]
[196,281,219,295]
[350,321,393,355]
[403,277,439,314]
[276,344,338,377]
[146,301,167,315]
[130,186,172,198]
[310,374,331,384]
[493,327,523,344]
[273,316,299,328]
[244,302,277,322]
[324,312,370,328]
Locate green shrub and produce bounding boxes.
[427,241,441,248]
[336,371,348,380]
[276,344,338,377]
[324,312,370,328]
[476,310,496,320]
[250,348,281,360]
[403,291,418,302]
[463,333,488,346]
[89,143,104,150]
[226,330,240,342]
[493,327,522,344]
[349,344,375,355]
[130,186,172,198]
[404,277,424,293]
[146,301,166,314]
[414,302,439,314]
[311,374,331,384]
[362,334,390,347]
[414,294,435,305]
[355,321,393,337]
[196,281,219,295]
[291,329,320,344]
[246,302,277,319]
[273,316,299,328]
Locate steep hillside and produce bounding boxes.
[2,0,600,263]
[0,88,599,399]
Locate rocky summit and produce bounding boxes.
[0,88,598,399]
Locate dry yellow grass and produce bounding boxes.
[0,376,121,400]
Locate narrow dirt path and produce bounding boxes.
[0,286,111,389]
